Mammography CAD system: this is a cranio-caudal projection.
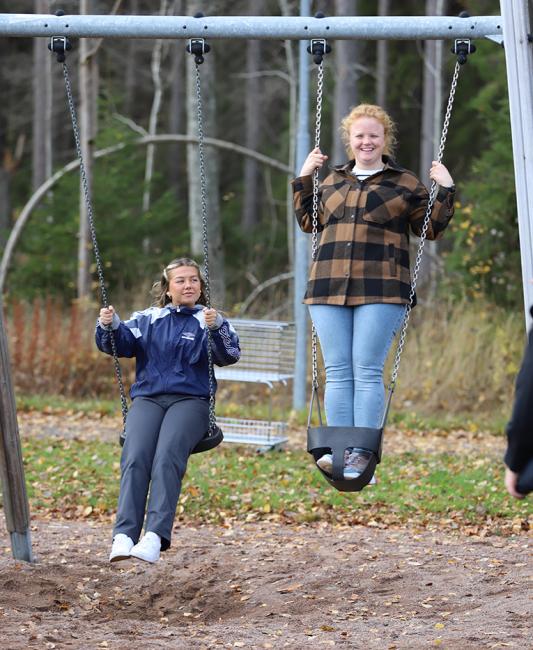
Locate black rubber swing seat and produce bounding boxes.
[119,425,224,454]
[191,425,224,454]
[307,425,383,492]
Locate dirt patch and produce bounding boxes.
[17,410,507,458]
[0,516,530,649]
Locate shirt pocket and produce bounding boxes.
[363,185,407,225]
[321,183,351,223]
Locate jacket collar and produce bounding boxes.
[166,304,204,315]
[332,155,407,175]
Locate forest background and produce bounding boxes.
[0,0,524,426]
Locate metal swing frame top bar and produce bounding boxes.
[0,14,503,40]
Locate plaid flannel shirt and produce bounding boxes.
[292,156,455,306]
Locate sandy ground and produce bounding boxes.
[0,412,530,649]
[0,517,530,650]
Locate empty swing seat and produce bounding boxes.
[307,425,383,492]
[214,319,294,449]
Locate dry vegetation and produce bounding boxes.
[394,300,523,416]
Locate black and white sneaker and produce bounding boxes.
[316,449,377,484]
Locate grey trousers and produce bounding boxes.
[113,394,208,551]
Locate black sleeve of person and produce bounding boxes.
[504,327,533,475]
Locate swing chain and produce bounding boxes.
[389,58,462,389]
[310,59,325,391]
[191,56,217,435]
[59,54,129,430]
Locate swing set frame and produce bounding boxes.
[0,1,531,558]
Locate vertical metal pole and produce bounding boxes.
[500,0,533,330]
[0,297,33,562]
[293,0,311,410]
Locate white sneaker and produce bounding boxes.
[316,453,334,474]
[130,531,161,563]
[109,533,134,562]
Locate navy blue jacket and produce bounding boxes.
[95,304,240,399]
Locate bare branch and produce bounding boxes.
[112,113,148,136]
[232,70,292,84]
[238,272,294,316]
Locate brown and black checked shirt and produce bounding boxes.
[292,156,455,306]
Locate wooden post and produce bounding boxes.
[0,296,33,562]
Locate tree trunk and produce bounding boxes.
[123,0,139,116]
[418,0,446,295]
[279,0,297,269]
[376,0,390,108]
[142,0,169,215]
[186,26,225,306]
[241,0,264,232]
[77,0,99,302]
[32,0,52,192]
[168,38,184,199]
[332,0,359,165]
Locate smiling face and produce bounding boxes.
[166,265,202,307]
[349,116,386,170]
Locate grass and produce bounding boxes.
[20,436,531,535]
[387,409,510,435]
[17,394,120,416]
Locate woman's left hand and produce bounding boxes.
[429,161,454,188]
[203,307,218,328]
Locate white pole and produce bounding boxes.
[500,0,533,330]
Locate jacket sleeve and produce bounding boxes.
[407,181,455,240]
[504,327,533,472]
[208,318,241,367]
[291,174,325,233]
[95,311,138,358]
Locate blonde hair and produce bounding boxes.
[151,257,207,307]
[339,103,397,159]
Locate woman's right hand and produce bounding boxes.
[505,466,525,499]
[299,147,328,176]
[99,305,115,327]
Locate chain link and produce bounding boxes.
[389,60,461,388]
[193,62,217,434]
[62,61,129,429]
[310,61,324,391]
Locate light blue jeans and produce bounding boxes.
[309,303,406,429]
